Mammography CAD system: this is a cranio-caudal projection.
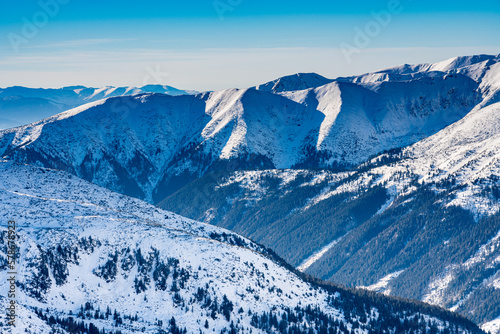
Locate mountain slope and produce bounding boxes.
[1,55,497,204]
[0,85,196,130]
[1,54,500,332]
[255,73,333,93]
[160,99,500,330]
[0,160,483,334]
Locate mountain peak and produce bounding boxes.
[255,72,333,93]
[429,54,498,72]
[139,84,191,95]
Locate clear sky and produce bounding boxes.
[0,0,499,91]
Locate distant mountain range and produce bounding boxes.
[1,54,500,333]
[0,84,197,129]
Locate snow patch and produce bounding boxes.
[359,270,404,295]
[423,271,455,305]
[482,317,500,334]
[297,235,346,272]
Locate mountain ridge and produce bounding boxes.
[2,54,496,203]
[0,84,198,130]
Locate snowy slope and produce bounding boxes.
[282,73,479,165]
[255,73,333,93]
[345,99,500,218]
[0,94,210,202]
[0,85,196,130]
[0,160,481,334]
[159,96,500,331]
[2,54,497,204]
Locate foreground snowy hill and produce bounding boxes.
[0,161,482,334]
[0,85,196,129]
[1,55,497,204]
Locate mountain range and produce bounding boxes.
[1,53,500,333]
[0,85,196,130]
[2,55,497,202]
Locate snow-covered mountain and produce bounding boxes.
[0,85,196,130]
[2,54,500,332]
[160,75,500,331]
[1,55,497,204]
[0,160,482,334]
[254,73,333,93]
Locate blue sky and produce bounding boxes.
[0,0,499,91]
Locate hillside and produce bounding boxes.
[159,98,500,331]
[0,160,483,334]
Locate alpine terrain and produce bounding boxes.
[0,160,483,334]
[1,54,500,332]
[0,85,197,130]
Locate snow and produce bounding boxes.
[2,55,497,204]
[217,170,271,202]
[0,160,481,334]
[374,186,397,216]
[359,270,405,295]
[463,228,500,269]
[218,169,351,208]
[482,317,500,334]
[86,86,113,100]
[297,234,347,272]
[255,73,333,93]
[492,277,500,289]
[423,271,456,306]
[0,296,54,333]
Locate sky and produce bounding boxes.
[0,0,499,91]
